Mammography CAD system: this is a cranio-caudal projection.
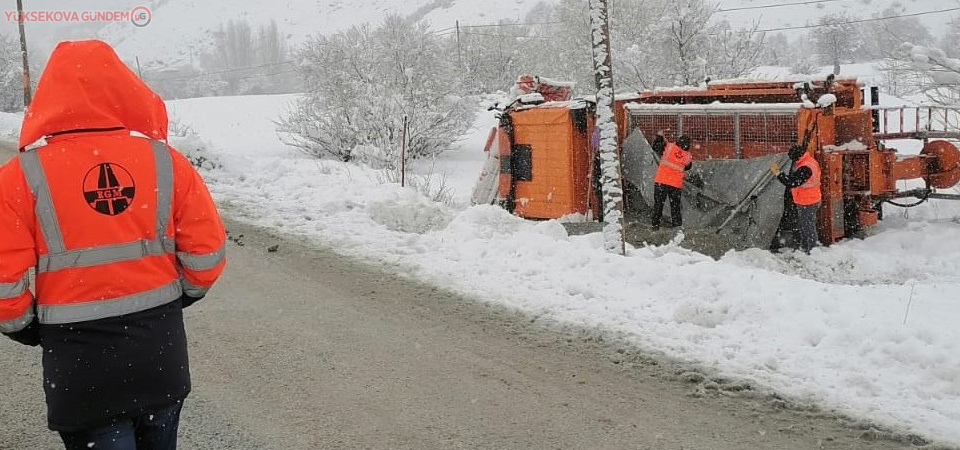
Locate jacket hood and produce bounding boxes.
[19,39,167,150]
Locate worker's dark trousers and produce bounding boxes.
[59,402,183,450]
[796,202,820,254]
[652,183,683,228]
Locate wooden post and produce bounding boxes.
[16,0,31,107]
[589,0,625,255]
[401,116,407,187]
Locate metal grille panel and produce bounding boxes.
[627,109,798,159]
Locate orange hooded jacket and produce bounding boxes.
[0,40,225,331]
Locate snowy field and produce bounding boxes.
[5,91,960,446]
[164,94,960,446]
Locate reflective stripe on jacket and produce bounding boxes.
[791,153,822,206]
[0,40,224,331]
[654,142,692,188]
[0,136,226,327]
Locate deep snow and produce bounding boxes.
[152,92,960,446]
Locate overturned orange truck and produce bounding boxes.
[472,76,960,250]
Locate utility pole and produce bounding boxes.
[16,0,31,107]
[455,20,462,69]
[589,0,625,255]
[400,116,407,187]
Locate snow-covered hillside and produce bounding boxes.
[105,0,547,68]
[715,0,957,37]
[8,0,957,70]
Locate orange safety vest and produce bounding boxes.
[0,40,225,332]
[654,142,692,188]
[791,152,822,206]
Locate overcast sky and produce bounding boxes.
[0,0,140,59]
[4,0,959,68]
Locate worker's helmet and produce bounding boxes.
[676,135,691,150]
[788,144,806,160]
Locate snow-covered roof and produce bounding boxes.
[579,92,644,103]
[625,102,804,113]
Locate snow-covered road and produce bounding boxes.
[1,215,926,449]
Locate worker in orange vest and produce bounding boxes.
[651,132,693,230]
[771,144,822,253]
[0,40,226,449]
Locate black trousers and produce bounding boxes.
[652,183,682,228]
[59,402,183,450]
[772,201,820,254]
[796,203,820,253]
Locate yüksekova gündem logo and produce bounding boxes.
[6,6,152,27]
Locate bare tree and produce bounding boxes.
[938,15,960,59]
[0,33,26,112]
[278,15,474,166]
[874,58,924,98]
[809,11,867,73]
[706,20,765,79]
[526,0,595,91]
[523,0,763,92]
[660,0,714,85]
[257,20,288,67]
[862,7,933,60]
[191,19,296,96]
[885,44,960,105]
[788,34,819,75]
[760,32,792,66]
[609,0,666,89]
[452,20,530,94]
[214,20,255,76]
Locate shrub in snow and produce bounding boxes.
[167,115,221,171]
[277,15,474,166]
[376,166,455,207]
[790,56,819,76]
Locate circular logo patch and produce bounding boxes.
[83,163,136,216]
[131,6,152,27]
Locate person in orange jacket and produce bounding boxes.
[0,40,226,450]
[771,144,822,253]
[651,132,693,230]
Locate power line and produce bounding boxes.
[153,68,298,85]
[744,6,960,33]
[458,30,556,40]
[716,0,850,13]
[149,60,295,81]
[457,21,563,29]
[201,60,294,75]
[434,20,564,34]
[436,5,959,38]
[234,69,297,82]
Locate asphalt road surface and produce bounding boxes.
[0,141,938,449]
